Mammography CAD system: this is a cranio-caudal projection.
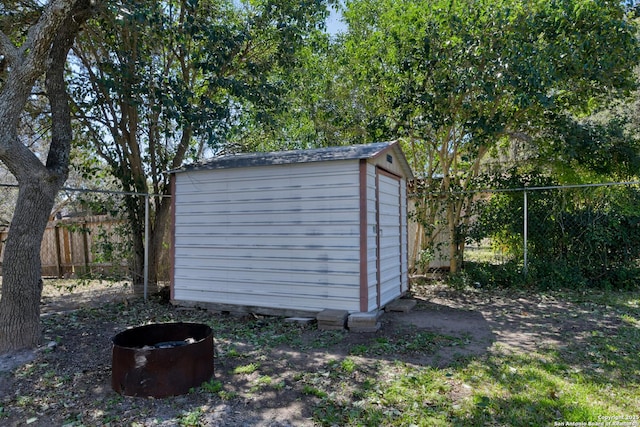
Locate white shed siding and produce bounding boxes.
[173,160,363,312]
[377,171,403,307]
[362,164,408,311]
[364,163,378,312]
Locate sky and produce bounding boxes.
[326,4,347,35]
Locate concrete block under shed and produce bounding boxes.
[317,309,349,330]
[348,311,382,332]
[385,298,417,313]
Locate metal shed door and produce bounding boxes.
[376,168,402,308]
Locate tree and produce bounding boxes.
[70,0,331,294]
[231,29,375,151]
[0,0,94,351]
[339,0,640,272]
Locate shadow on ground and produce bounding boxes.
[3,280,626,426]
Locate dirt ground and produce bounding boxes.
[0,279,627,426]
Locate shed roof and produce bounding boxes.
[171,141,414,179]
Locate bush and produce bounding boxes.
[451,261,526,289]
[466,171,640,290]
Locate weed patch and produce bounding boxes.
[232,363,259,375]
[348,331,466,356]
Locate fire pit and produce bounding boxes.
[111,322,214,398]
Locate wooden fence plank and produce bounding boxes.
[54,225,63,278]
[0,215,131,278]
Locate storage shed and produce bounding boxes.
[170,141,414,316]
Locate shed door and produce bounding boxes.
[376,168,402,308]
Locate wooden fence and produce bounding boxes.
[0,215,130,278]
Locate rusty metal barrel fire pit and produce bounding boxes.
[111,322,214,398]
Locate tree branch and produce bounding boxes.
[0,0,93,181]
[0,31,18,66]
[45,0,94,179]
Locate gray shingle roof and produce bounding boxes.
[172,141,413,178]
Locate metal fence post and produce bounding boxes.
[523,189,528,277]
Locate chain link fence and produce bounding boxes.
[0,184,131,279]
[4,179,637,292]
[0,184,170,296]
[411,182,640,289]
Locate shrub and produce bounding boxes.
[466,171,640,290]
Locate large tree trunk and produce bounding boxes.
[126,195,170,297]
[128,128,191,296]
[0,0,93,352]
[0,182,58,351]
[129,180,174,296]
[150,195,173,285]
[122,194,150,297]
